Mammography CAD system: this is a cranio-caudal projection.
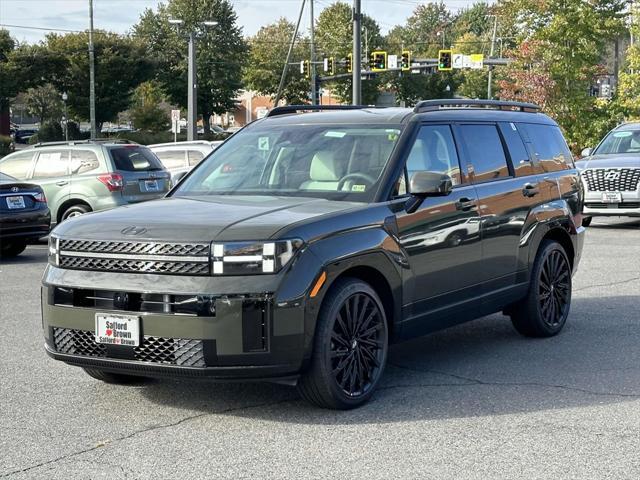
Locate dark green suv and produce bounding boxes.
[42,101,585,409]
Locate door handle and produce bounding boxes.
[522,183,539,197]
[55,181,69,186]
[455,197,477,211]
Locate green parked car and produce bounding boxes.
[0,140,171,225]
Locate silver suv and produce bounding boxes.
[0,140,171,225]
[578,123,640,226]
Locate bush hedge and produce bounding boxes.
[0,135,14,157]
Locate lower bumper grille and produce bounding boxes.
[585,202,640,209]
[52,328,206,367]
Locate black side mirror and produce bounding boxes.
[405,171,453,213]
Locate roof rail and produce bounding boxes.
[30,138,138,148]
[266,104,375,118]
[413,99,541,113]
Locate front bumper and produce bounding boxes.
[42,266,309,380]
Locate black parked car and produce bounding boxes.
[0,172,51,257]
[42,100,585,409]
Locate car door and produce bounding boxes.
[455,122,537,295]
[29,149,71,220]
[394,124,482,333]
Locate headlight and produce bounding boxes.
[210,239,303,275]
[48,235,60,266]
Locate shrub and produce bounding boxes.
[37,121,64,142]
[0,135,14,157]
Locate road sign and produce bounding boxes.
[388,55,398,70]
[469,54,484,69]
[452,54,484,70]
[171,109,180,138]
[453,54,464,69]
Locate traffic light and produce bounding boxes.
[401,50,411,71]
[438,50,452,71]
[300,59,310,78]
[346,53,352,73]
[323,57,335,76]
[370,51,387,71]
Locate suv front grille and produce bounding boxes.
[53,328,206,367]
[58,239,210,276]
[581,168,640,192]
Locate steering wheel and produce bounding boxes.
[336,172,377,191]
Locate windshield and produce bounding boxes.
[173,123,401,202]
[594,129,640,155]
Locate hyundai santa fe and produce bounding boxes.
[42,100,585,409]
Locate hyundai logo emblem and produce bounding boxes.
[121,226,147,236]
[11,186,19,192]
[604,170,621,181]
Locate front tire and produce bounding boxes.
[83,368,147,384]
[510,240,572,337]
[0,240,27,258]
[297,278,388,409]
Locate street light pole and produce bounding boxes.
[487,15,498,99]
[310,0,317,105]
[62,92,68,141]
[352,0,361,105]
[88,0,97,139]
[187,31,197,141]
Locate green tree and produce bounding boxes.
[244,18,309,104]
[23,83,63,125]
[614,4,640,119]
[135,0,247,132]
[130,81,169,132]
[45,31,153,131]
[497,0,627,151]
[315,1,384,104]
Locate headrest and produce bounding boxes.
[310,151,342,181]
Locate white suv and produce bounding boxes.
[149,140,222,183]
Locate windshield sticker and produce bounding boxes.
[510,122,517,131]
[324,131,346,138]
[351,184,366,192]
[387,132,399,141]
[613,131,633,138]
[258,137,270,150]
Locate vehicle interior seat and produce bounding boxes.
[300,150,345,190]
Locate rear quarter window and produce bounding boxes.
[0,151,34,179]
[458,124,510,183]
[520,123,574,172]
[108,147,164,172]
[71,150,101,175]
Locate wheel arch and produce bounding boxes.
[56,198,92,223]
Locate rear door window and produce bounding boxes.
[71,150,101,175]
[109,146,164,172]
[188,150,205,166]
[32,150,70,179]
[155,150,187,169]
[0,151,35,179]
[458,124,510,183]
[519,124,573,172]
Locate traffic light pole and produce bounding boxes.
[352,0,362,105]
[274,0,306,107]
[310,0,317,105]
[187,31,197,141]
[88,0,97,140]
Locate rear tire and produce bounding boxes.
[510,240,572,337]
[297,277,388,409]
[582,216,592,227]
[0,241,27,258]
[61,204,91,222]
[83,368,147,384]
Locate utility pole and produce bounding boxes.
[352,0,362,105]
[274,0,306,106]
[187,31,197,141]
[310,0,317,105]
[88,0,96,139]
[487,15,498,99]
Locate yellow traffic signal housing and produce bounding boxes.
[401,50,411,71]
[438,50,453,71]
[300,59,310,78]
[370,51,387,72]
[346,53,352,73]
[323,57,335,76]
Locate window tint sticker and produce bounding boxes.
[324,131,346,138]
[351,184,366,192]
[613,131,633,138]
[258,137,270,151]
[510,122,517,131]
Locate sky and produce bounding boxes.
[0,0,480,44]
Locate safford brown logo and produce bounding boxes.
[121,226,147,236]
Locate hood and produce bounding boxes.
[51,195,365,242]
[576,154,640,170]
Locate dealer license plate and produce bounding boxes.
[95,313,140,346]
[6,195,25,209]
[144,179,159,192]
[601,192,622,203]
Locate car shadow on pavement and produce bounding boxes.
[139,295,640,423]
[588,218,640,229]
[0,246,48,266]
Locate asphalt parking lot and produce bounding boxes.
[1,217,638,479]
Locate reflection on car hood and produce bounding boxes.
[576,154,640,170]
[51,195,364,242]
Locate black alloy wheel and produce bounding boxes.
[298,277,388,409]
[538,249,571,328]
[329,292,386,398]
[510,240,572,338]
